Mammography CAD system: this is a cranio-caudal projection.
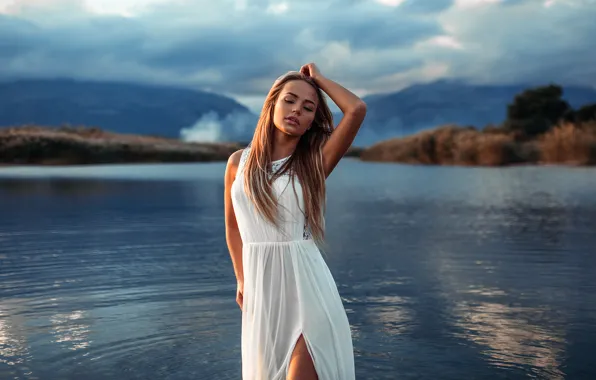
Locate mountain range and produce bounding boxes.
[1,78,596,146]
[357,80,596,144]
[0,78,254,142]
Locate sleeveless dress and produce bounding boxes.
[231,147,355,380]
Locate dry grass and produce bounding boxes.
[3,122,595,167]
[1,124,199,145]
[0,124,365,166]
[0,125,243,165]
[361,125,529,166]
[361,122,596,166]
[538,121,596,165]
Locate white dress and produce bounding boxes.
[231,147,355,380]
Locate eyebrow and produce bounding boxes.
[286,92,316,106]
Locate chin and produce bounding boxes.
[276,124,304,137]
[284,129,303,137]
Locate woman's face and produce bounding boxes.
[272,80,318,137]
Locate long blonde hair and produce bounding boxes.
[243,71,333,245]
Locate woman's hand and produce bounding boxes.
[236,280,244,311]
[300,62,323,81]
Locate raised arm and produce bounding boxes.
[300,63,367,178]
[224,149,245,310]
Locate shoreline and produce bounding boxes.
[0,125,243,166]
[0,126,363,166]
[359,123,596,167]
[2,124,595,167]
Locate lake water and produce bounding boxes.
[1,159,596,379]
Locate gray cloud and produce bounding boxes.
[307,9,441,49]
[1,0,595,105]
[434,0,596,87]
[0,0,441,95]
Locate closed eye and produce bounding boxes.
[285,99,314,112]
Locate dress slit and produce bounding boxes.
[285,330,320,379]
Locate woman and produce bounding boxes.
[224,62,367,380]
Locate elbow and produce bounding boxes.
[349,100,367,119]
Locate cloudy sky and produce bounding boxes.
[1,0,595,111]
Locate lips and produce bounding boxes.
[285,116,300,126]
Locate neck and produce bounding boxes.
[271,128,299,161]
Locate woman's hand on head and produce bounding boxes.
[300,62,322,81]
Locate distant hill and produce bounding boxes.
[0,78,257,142]
[354,80,596,145]
[3,78,596,147]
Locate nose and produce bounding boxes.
[292,106,301,115]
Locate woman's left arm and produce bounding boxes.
[301,63,367,178]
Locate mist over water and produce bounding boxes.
[177,108,419,147]
[179,111,257,143]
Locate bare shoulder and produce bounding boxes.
[225,149,244,180]
[228,149,243,167]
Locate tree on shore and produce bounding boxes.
[504,84,571,136]
[503,84,596,136]
[569,103,596,124]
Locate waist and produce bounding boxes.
[244,238,314,248]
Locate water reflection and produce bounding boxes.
[452,300,567,379]
[501,194,569,246]
[0,315,28,366]
[0,300,34,380]
[50,310,91,351]
[1,161,596,379]
[363,295,415,336]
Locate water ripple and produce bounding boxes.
[1,162,596,379]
